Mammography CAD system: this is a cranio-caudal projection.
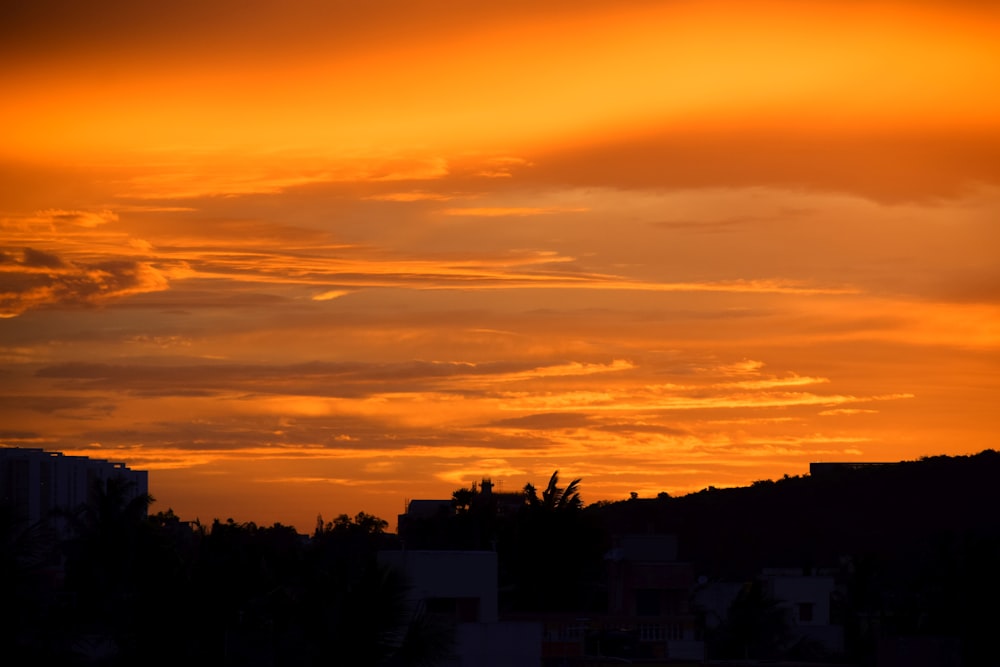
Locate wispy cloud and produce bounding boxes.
[34,209,118,228]
[441,206,589,217]
[311,289,352,301]
[364,192,459,202]
[111,155,453,199]
[472,156,533,179]
[496,390,913,413]
[0,247,168,317]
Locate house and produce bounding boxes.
[378,549,542,667]
[503,534,706,665]
[600,534,706,662]
[695,566,845,658]
[760,567,845,655]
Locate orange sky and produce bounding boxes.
[2,0,999,531]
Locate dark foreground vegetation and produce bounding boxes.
[3,450,1000,665]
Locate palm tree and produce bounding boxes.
[451,486,476,514]
[524,470,583,511]
[58,475,156,660]
[713,580,791,660]
[509,471,602,613]
[61,475,154,581]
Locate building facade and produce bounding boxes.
[0,447,149,535]
[378,549,542,667]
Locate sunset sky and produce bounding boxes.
[2,0,999,531]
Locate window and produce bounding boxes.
[636,589,661,616]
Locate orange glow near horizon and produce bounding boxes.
[2,0,998,531]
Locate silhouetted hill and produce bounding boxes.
[588,450,1000,578]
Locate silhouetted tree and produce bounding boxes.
[711,579,790,660]
[502,471,604,613]
[0,502,60,661]
[57,475,157,662]
[451,485,476,514]
[315,511,389,537]
[524,470,582,511]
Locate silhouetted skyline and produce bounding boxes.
[5,450,999,664]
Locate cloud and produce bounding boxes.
[486,412,593,430]
[31,358,633,398]
[9,198,872,305]
[652,213,801,233]
[490,359,635,382]
[714,359,767,376]
[113,205,198,213]
[0,430,43,441]
[594,422,690,436]
[168,245,853,294]
[3,394,116,418]
[34,208,118,228]
[20,247,67,269]
[523,127,1000,202]
[364,192,458,202]
[709,375,830,390]
[472,156,533,179]
[0,247,169,317]
[113,155,453,199]
[441,206,588,217]
[312,289,352,301]
[59,416,533,461]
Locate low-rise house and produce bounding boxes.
[761,567,845,655]
[378,549,542,667]
[601,534,706,662]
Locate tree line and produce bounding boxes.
[1,477,448,666]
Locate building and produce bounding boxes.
[0,447,149,536]
[378,549,542,667]
[601,534,705,662]
[397,478,525,541]
[809,462,899,477]
[695,567,846,659]
[760,567,845,655]
[522,535,706,664]
[876,636,962,667]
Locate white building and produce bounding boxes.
[0,447,149,536]
[694,568,845,658]
[760,567,845,655]
[378,549,542,667]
